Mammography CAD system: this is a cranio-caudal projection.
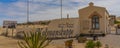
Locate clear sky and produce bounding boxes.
[0,0,120,26]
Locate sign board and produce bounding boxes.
[3,20,17,28]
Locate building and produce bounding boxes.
[15,2,113,38]
[79,2,110,35]
[41,18,79,38]
[109,15,116,26]
[1,2,116,38]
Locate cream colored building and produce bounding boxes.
[41,18,79,38]
[0,2,115,38]
[79,2,110,34]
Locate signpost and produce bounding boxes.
[3,20,17,37]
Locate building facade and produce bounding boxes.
[41,18,79,38]
[79,2,110,35]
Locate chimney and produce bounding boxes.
[89,2,94,6]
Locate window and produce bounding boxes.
[92,15,99,29]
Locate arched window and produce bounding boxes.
[92,15,99,29]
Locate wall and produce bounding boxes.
[78,3,109,34]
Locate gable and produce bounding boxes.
[89,11,102,18]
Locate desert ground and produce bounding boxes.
[0,36,18,48]
[0,32,120,48]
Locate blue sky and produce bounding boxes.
[0,0,120,26]
[0,0,18,3]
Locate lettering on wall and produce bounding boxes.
[42,22,74,38]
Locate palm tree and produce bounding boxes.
[85,40,95,48]
[95,41,102,48]
[18,31,52,48]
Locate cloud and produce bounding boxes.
[0,0,120,26]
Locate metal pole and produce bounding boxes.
[27,0,29,27]
[60,0,62,19]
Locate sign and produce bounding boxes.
[42,23,74,38]
[3,20,17,28]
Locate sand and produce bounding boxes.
[0,36,18,48]
[0,34,120,48]
[0,36,86,48]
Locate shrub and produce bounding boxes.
[18,32,52,48]
[95,41,102,48]
[114,20,120,24]
[85,40,95,48]
[78,37,87,43]
[85,40,102,48]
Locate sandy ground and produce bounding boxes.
[99,34,120,48]
[0,36,18,48]
[0,33,120,48]
[0,36,86,48]
[46,39,85,48]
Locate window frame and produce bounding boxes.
[91,15,100,30]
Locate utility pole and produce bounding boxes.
[27,0,29,27]
[60,0,63,19]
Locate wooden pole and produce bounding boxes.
[12,28,14,37]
